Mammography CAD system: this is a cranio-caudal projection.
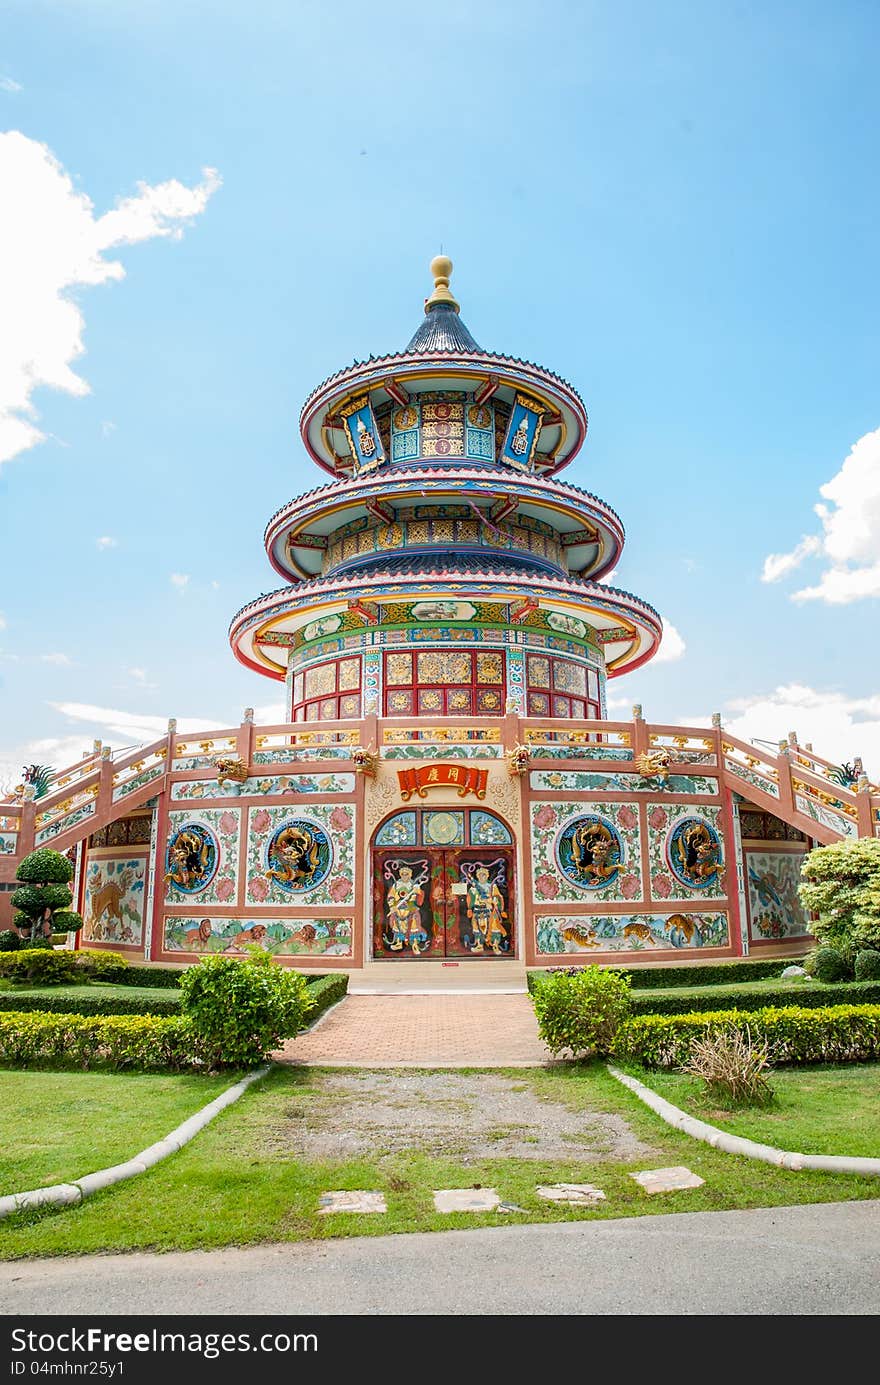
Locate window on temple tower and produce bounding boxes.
[526,654,600,719]
[383,650,506,716]
[291,656,362,722]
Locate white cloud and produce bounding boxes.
[683,682,880,778]
[0,132,220,467]
[49,700,226,747]
[101,420,116,437]
[0,612,6,631]
[760,427,880,604]
[761,535,822,584]
[96,535,117,550]
[653,618,686,663]
[211,580,221,590]
[170,572,189,590]
[40,652,72,666]
[128,667,147,682]
[0,77,22,94]
[253,701,286,724]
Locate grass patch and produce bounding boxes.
[0,1070,234,1196]
[0,1063,877,1260]
[620,1062,880,1159]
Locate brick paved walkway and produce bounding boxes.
[274,994,554,1068]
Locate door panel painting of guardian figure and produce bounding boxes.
[377,855,433,955]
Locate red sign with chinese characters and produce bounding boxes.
[397,763,488,801]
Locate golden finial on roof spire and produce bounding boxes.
[425,254,460,313]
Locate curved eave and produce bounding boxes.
[299,351,588,479]
[263,467,625,584]
[229,571,661,682]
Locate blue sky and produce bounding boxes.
[2,0,879,781]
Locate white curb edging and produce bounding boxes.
[608,1065,880,1177]
[0,1065,270,1219]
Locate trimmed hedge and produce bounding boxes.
[0,990,182,1017]
[303,972,348,1023]
[629,979,880,1017]
[117,965,185,988]
[616,1004,880,1068]
[0,971,347,1021]
[529,957,809,992]
[0,1013,205,1071]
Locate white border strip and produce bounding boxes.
[609,1065,880,1176]
[0,1066,270,1219]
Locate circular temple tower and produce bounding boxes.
[230,258,662,723]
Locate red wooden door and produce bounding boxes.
[373,848,515,959]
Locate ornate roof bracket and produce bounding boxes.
[474,376,499,406]
[510,597,538,624]
[489,494,519,525]
[365,498,395,524]
[383,378,410,406]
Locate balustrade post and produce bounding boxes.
[855,775,874,838]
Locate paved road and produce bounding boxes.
[2,1201,879,1315]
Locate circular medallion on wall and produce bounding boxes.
[165,822,219,894]
[554,814,623,891]
[666,817,722,890]
[264,818,333,893]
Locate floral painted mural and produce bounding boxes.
[745,850,811,940]
[171,772,355,800]
[531,801,642,903]
[646,803,727,902]
[83,853,147,946]
[164,915,353,957]
[535,913,729,954]
[164,808,240,905]
[245,802,356,907]
[529,770,718,795]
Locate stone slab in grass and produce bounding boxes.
[630,1166,705,1195]
[318,1191,387,1215]
[536,1182,607,1206]
[433,1187,500,1213]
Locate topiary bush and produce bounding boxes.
[10,883,72,915]
[179,950,313,1067]
[807,945,851,983]
[51,911,83,937]
[530,965,631,1059]
[854,950,880,982]
[14,849,74,884]
[0,930,21,953]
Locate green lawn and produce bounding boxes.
[0,1063,877,1260]
[621,1063,880,1159]
[0,1070,232,1196]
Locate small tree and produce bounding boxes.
[799,838,880,957]
[10,848,74,945]
[179,949,313,1068]
[530,965,632,1059]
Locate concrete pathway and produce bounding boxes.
[275,993,553,1067]
[2,1201,878,1315]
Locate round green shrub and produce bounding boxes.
[73,948,129,980]
[530,965,632,1059]
[179,951,313,1067]
[10,883,73,915]
[809,945,850,983]
[51,911,83,936]
[854,950,880,982]
[0,930,20,953]
[15,849,74,885]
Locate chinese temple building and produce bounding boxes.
[3,259,878,972]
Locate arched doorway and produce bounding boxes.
[371,808,516,960]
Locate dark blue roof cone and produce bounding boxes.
[405,256,482,353]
